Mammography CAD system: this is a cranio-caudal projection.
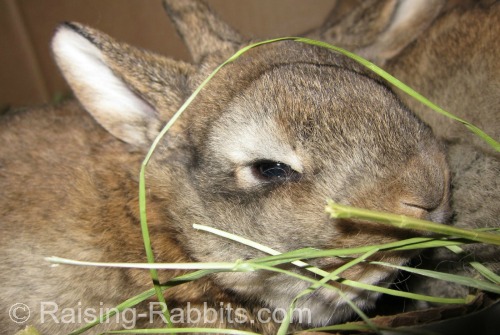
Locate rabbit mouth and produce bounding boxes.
[213,252,411,327]
[290,256,407,326]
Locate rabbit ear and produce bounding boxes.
[162,0,243,63]
[359,0,446,62]
[52,22,194,148]
[319,0,445,63]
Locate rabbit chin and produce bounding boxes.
[216,265,398,327]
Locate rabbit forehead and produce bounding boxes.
[205,62,417,165]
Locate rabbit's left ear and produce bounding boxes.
[319,0,445,63]
[52,22,195,148]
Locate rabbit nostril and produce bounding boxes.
[402,202,433,212]
[400,201,434,220]
[400,199,451,224]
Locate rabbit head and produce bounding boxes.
[43,0,452,328]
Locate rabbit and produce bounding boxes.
[0,0,452,334]
[309,0,500,309]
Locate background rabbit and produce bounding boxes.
[309,0,499,305]
[0,0,453,333]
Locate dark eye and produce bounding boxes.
[252,160,301,182]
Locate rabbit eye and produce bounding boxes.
[252,160,301,182]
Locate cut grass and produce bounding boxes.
[48,225,498,334]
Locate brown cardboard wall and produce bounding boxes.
[1,0,336,108]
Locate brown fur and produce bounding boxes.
[312,0,500,153]
[1,1,452,333]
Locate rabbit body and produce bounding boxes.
[0,1,452,333]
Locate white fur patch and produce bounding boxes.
[213,112,304,188]
[52,25,156,146]
[392,0,430,28]
[226,123,303,172]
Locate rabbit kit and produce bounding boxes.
[1,0,498,334]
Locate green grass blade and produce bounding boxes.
[306,324,439,335]
[289,37,499,151]
[466,261,500,284]
[302,323,374,333]
[252,237,467,267]
[371,261,500,294]
[138,166,172,327]
[100,328,260,334]
[334,278,466,304]
[326,201,500,245]
[68,269,228,334]
[446,245,500,284]
[69,288,157,335]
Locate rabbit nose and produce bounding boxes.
[394,152,452,224]
[399,199,451,223]
[400,201,433,220]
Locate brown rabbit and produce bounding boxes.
[0,0,451,333]
[310,0,499,306]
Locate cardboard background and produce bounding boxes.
[1,0,336,108]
